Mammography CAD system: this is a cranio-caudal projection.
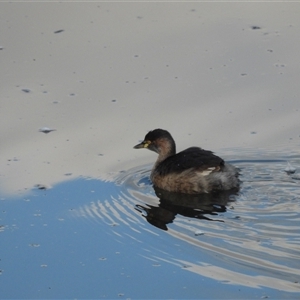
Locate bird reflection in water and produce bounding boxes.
[135,187,238,230]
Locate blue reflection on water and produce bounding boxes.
[0,180,233,299]
[1,156,300,299]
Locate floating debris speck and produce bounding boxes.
[152,263,161,267]
[35,184,48,190]
[284,162,296,174]
[29,243,40,247]
[194,230,204,236]
[98,257,107,261]
[39,127,56,134]
[54,29,64,34]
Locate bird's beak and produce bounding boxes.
[133,140,150,149]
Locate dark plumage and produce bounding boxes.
[134,129,239,194]
[155,147,224,177]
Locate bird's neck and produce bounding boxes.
[154,141,176,165]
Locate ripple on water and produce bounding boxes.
[73,153,300,293]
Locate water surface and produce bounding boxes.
[1,149,300,299]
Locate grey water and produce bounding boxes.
[1,150,300,299]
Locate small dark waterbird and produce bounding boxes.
[133,129,239,194]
